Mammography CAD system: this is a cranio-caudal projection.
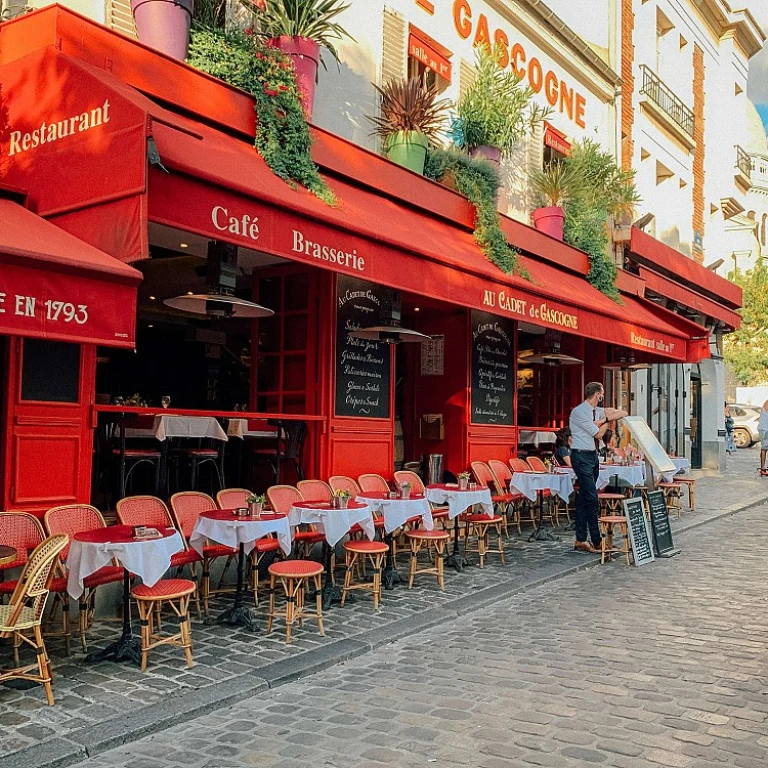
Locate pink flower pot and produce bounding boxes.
[469,145,502,168]
[532,206,565,241]
[130,0,194,61]
[268,36,320,120]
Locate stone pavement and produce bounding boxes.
[1,448,766,768]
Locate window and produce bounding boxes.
[21,339,81,403]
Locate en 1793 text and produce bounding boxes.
[0,294,88,324]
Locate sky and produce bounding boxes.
[747,4,768,132]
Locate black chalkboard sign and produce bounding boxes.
[335,276,391,419]
[647,490,679,557]
[622,497,655,566]
[470,311,514,426]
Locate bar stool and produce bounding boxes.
[656,481,683,518]
[405,529,450,589]
[131,578,196,671]
[267,559,325,642]
[598,515,631,565]
[598,492,624,515]
[463,512,505,568]
[675,476,695,510]
[341,540,389,608]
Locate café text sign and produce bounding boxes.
[482,289,579,330]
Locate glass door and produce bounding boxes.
[690,374,702,469]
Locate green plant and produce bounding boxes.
[369,76,451,142]
[333,488,351,499]
[187,26,334,205]
[247,493,266,504]
[456,472,470,480]
[724,263,768,385]
[241,0,352,68]
[424,147,527,276]
[194,0,226,27]
[452,43,550,156]
[529,161,581,208]
[560,139,640,300]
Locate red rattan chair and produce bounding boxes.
[358,474,390,494]
[296,479,333,502]
[526,456,548,472]
[44,505,124,652]
[328,476,362,496]
[266,485,324,558]
[489,460,527,535]
[509,457,530,474]
[393,470,425,494]
[116,496,202,615]
[170,492,237,613]
[216,488,250,510]
[510,457,554,526]
[0,512,70,654]
[470,462,514,539]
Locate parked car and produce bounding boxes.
[728,403,761,448]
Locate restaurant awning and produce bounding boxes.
[0,196,141,347]
[0,12,708,362]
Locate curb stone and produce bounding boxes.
[2,488,765,768]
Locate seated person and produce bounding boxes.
[600,429,623,462]
[554,428,572,467]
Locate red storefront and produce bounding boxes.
[0,7,714,514]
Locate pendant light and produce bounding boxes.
[517,329,583,366]
[347,290,431,344]
[164,241,273,319]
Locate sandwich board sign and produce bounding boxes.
[622,497,655,566]
[647,489,680,557]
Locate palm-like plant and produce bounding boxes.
[369,76,451,142]
[529,161,582,208]
[241,0,352,67]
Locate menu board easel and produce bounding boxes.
[622,497,655,566]
[646,489,680,557]
[470,311,514,426]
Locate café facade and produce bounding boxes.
[0,7,734,517]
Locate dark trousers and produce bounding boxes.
[571,450,601,546]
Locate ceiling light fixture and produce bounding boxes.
[348,290,431,344]
[149,295,156,301]
[517,329,583,366]
[179,243,189,249]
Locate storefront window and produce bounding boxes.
[21,339,80,403]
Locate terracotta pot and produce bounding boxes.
[385,131,429,174]
[268,36,320,120]
[532,206,566,241]
[130,0,194,61]
[469,145,502,168]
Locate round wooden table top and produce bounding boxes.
[0,545,17,567]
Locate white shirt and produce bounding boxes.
[759,408,768,434]
[569,400,605,451]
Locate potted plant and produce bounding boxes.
[529,161,580,241]
[457,471,470,491]
[131,0,195,61]
[247,493,266,516]
[333,488,351,509]
[242,0,353,119]
[369,76,451,175]
[452,43,550,167]
[398,482,412,500]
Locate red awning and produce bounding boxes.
[629,227,742,309]
[0,199,141,347]
[408,25,452,81]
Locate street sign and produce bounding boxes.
[647,490,680,558]
[622,497,655,566]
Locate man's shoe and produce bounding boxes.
[574,541,599,553]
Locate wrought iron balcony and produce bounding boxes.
[735,145,751,179]
[639,65,695,138]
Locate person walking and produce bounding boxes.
[724,403,736,455]
[759,401,768,476]
[569,382,628,553]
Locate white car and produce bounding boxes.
[729,404,761,448]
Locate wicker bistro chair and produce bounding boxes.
[266,485,325,558]
[296,479,332,502]
[0,512,71,655]
[393,470,449,527]
[526,456,548,472]
[488,460,528,534]
[253,420,307,484]
[471,462,514,539]
[267,559,325,643]
[170,492,238,614]
[358,474,391,494]
[215,488,284,607]
[509,458,555,528]
[43,505,124,653]
[115,496,203,616]
[328,476,362,496]
[0,534,68,705]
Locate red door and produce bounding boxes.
[2,337,95,516]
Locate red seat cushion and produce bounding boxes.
[112,448,161,458]
[186,449,219,457]
[203,544,237,559]
[406,529,450,540]
[132,578,196,599]
[268,559,324,577]
[430,509,449,519]
[170,549,202,568]
[1,575,68,595]
[255,537,282,553]
[343,540,389,554]
[294,530,325,544]
[464,514,503,524]
[83,565,124,589]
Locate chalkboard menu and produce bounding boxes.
[335,276,391,419]
[470,311,514,426]
[647,490,679,557]
[622,497,655,566]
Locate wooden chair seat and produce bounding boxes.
[341,541,389,610]
[267,560,325,642]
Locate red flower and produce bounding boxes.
[279,84,289,91]
[245,27,253,36]
[255,52,264,59]
[253,0,266,9]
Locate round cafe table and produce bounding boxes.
[598,463,645,490]
[510,471,575,542]
[355,492,434,590]
[0,545,17,567]
[288,501,374,608]
[190,509,292,631]
[67,525,184,665]
[425,484,493,572]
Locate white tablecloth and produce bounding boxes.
[424,486,494,520]
[67,529,184,599]
[189,512,291,556]
[510,471,575,501]
[125,415,227,442]
[356,494,434,534]
[518,430,558,446]
[597,464,646,490]
[288,503,375,546]
[226,419,278,440]
[657,457,692,483]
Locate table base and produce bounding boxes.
[527,494,559,543]
[447,517,468,572]
[88,632,142,665]
[211,604,259,631]
[382,533,401,590]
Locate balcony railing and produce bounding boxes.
[735,145,751,179]
[639,65,695,138]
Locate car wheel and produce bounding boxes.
[733,429,751,449]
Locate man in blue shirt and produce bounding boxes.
[569,382,628,553]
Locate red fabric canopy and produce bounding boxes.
[0,199,140,347]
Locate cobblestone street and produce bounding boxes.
[1,449,766,768]
[77,498,768,768]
